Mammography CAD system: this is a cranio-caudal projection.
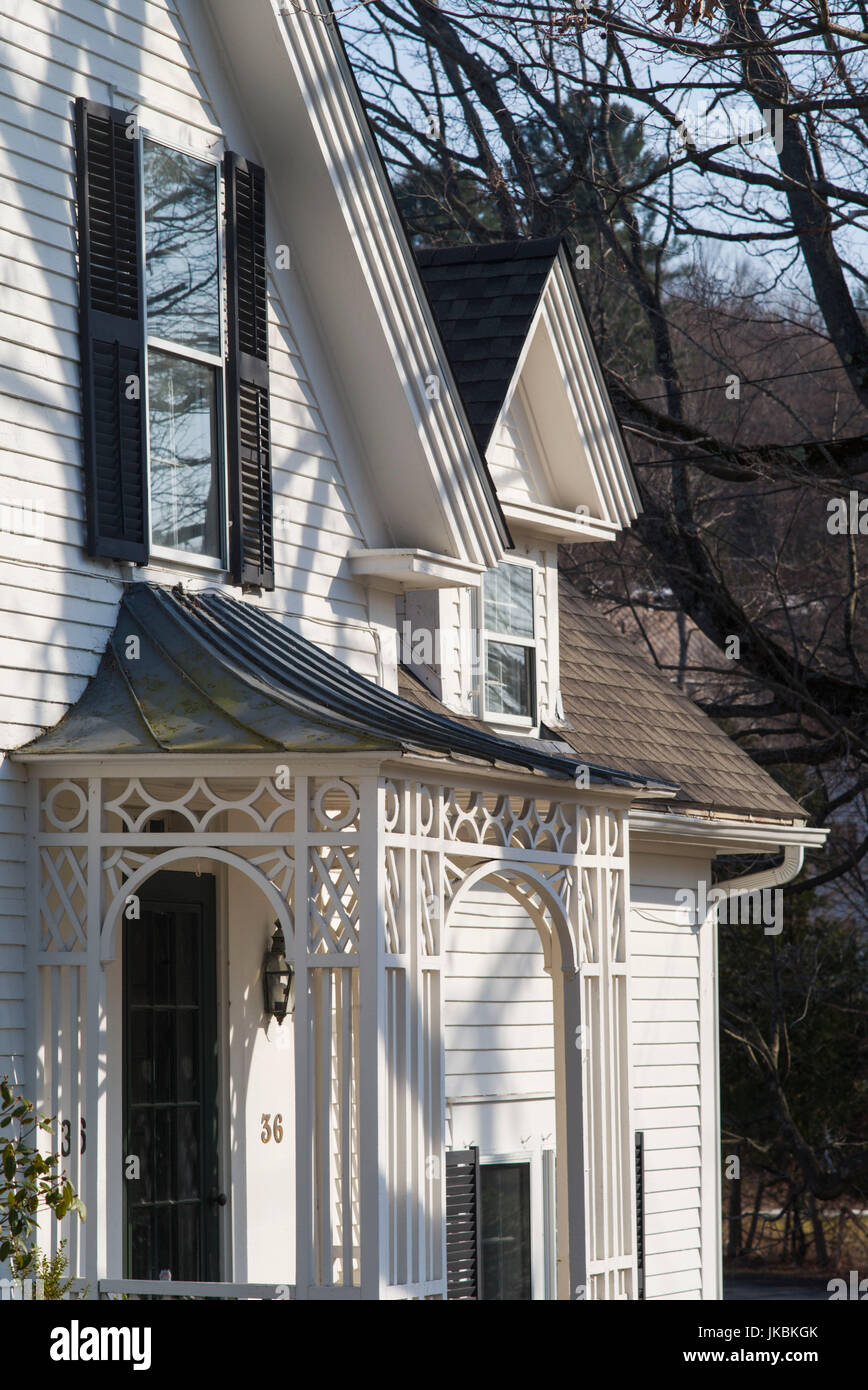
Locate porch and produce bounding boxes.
[18,585,662,1300]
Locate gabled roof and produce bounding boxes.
[416,239,561,453]
[398,577,806,822]
[17,584,671,792]
[554,585,804,819]
[199,0,509,567]
[416,239,641,538]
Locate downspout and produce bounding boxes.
[715,843,804,897]
[713,843,805,936]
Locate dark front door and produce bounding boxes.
[123,871,220,1281]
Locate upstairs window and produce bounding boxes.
[74,99,274,589]
[144,142,223,561]
[481,560,537,722]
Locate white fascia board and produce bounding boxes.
[203,0,506,568]
[348,548,485,590]
[487,254,640,534]
[500,499,621,543]
[546,256,641,525]
[629,806,829,855]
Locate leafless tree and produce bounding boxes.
[334,0,868,893]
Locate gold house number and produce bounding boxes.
[260,1113,284,1144]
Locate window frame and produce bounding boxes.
[479,556,539,727]
[137,130,229,573]
[478,1149,554,1300]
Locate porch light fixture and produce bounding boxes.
[263,922,294,1022]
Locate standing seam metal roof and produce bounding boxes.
[18,584,674,793]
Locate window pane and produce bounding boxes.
[480,1163,531,1300]
[483,562,534,639]
[148,350,220,557]
[485,640,534,718]
[144,142,220,355]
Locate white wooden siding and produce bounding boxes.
[445,885,554,1102]
[486,386,548,507]
[630,856,718,1300]
[0,0,378,743]
[0,759,26,1082]
[0,0,399,1088]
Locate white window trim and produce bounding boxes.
[138,129,230,572]
[479,555,539,728]
[478,1147,554,1300]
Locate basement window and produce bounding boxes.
[480,1161,532,1300]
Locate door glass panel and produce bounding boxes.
[124,873,218,1282]
[148,350,220,557]
[480,1162,532,1300]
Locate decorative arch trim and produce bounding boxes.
[444,861,576,972]
[100,847,293,963]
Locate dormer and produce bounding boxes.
[403,239,642,731]
[417,240,640,546]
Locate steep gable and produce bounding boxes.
[417,239,640,543]
[203,0,508,569]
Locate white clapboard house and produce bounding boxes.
[0,0,826,1301]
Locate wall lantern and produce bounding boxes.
[263,921,294,1022]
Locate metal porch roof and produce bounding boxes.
[18,584,674,792]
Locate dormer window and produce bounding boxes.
[481,560,537,723]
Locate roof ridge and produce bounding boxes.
[415,236,562,267]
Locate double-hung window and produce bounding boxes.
[481,560,537,722]
[74,99,274,588]
[143,141,223,562]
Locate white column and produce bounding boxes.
[552,933,587,1300]
[357,774,389,1298]
[84,777,105,1288]
[292,774,313,1298]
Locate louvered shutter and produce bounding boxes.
[224,152,274,591]
[75,98,148,563]
[446,1147,482,1299]
[635,1131,646,1300]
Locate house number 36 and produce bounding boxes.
[60,1118,86,1156]
[260,1113,284,1144]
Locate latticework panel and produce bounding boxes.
[40,848,88,952]
[102,775,295,834]
[443,790,576,853]
[309,846,360,954]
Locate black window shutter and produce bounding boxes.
[224,152,274,591]
[635,1130,646,1300]
[75,97,148,564]
[445,1147,482,1299]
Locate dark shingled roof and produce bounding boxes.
[416,239,561,452]
[399,578,806,822]
[19,583,672,792]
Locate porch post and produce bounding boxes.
[357,774,389,1298]
[292,774,313,1298]
[552,935,588,1300]
[84,776,106,1288]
